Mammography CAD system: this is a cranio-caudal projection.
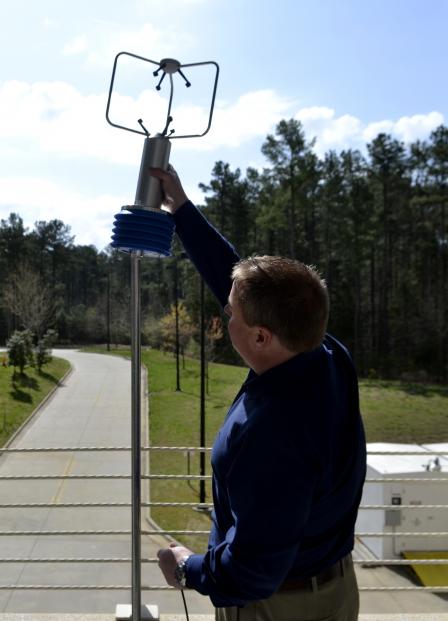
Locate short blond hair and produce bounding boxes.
[231,256,329,352]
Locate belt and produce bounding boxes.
[278,553,352,593]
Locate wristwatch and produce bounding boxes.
[174,555,190,588]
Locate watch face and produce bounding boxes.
[175,559,187,587]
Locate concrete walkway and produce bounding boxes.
[0,350,213,616]
[0,349,447,616]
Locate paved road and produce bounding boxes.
[0,349,446,616]
[0,349,214,616]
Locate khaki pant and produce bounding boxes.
[215,556,359,621]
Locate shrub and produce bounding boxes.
[7,330,34,375]
[35,329,58,371]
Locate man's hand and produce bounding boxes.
[149,165,188,213]
[157,542,194,588]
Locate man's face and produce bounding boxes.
[224,282,253,366]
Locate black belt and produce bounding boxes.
[278,553,352,593]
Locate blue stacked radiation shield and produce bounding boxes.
[111,207,175,257]
[110,134,175,256]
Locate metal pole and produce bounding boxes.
[107,266,111,352]
[174,258,181,391]
[131,251,142,621]
[199,277,206,504]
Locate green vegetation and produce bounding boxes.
[360,379,448,443]
[3,344,448,551]
[6,329,34,375]
[84,347,448,550]
[2,121,448,381]
[145,349,247,550]
[0,356,71,447]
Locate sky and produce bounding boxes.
[0,0,447,251]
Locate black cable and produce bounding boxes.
[181,589,190,621]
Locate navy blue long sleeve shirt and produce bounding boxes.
[172,201,367,607]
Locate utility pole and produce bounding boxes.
[174,256,181,391]
[199,276,206,504]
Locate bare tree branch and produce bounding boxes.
[3,265,54,338]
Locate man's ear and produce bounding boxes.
[254,326,273,349]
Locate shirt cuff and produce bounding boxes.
[184,552,206,592]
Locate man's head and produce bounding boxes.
[229,256,329,356]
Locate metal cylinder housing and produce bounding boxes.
[134,136,171,211]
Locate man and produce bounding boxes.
[153,165,366,621]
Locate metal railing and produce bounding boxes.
[0,446,448,594]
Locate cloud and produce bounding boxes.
[0,176,126,250]
[0,78,444,165]
[295,106,444,155]
[0,80,293,165]
[63,35,88,56]
[0,71,228,248]
[0,80,444,250]
[295,107,362,155]
[42,17,59,30]
[184,184,205,207]
[174,90,293,151]
[0,80,140,166]
[361,113,444,144]
[0,174,206,250]
[62,22,196,67]
[137,0,209,14]
[362,120,395,142]
[393,111,444,143]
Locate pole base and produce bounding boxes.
[116,604,159,620]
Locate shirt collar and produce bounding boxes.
[242,342,328,394]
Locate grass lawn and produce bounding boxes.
[0,356,71,447]
[83,346,448,550]
[360,378,448,443]
[144,349,247,550]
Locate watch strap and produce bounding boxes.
[174,555,190,588]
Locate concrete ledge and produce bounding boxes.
[1,615,448,621]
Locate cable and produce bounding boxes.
[181,589,190,621]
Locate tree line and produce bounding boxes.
[1,119,447,381]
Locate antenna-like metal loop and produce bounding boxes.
[105,51,219,139]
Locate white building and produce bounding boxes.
[356,443,448,559]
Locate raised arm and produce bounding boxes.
[150,165,240,307]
